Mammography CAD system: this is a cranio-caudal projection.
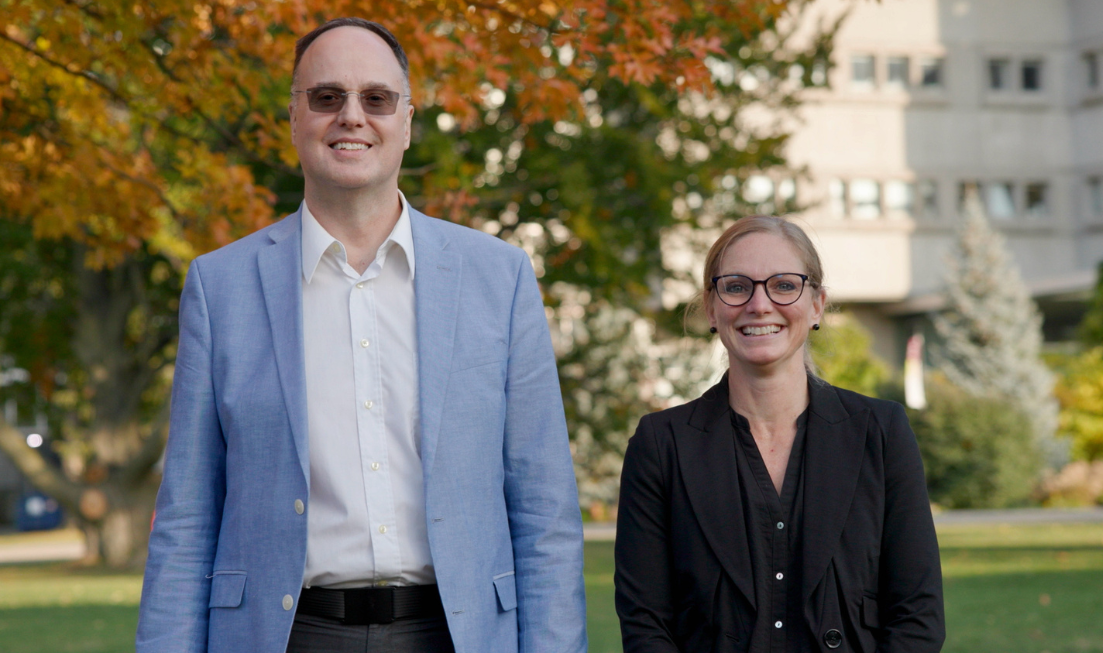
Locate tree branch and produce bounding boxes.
[400,163,439,177]
[466,2,561,33]
[0,31,127,104]
[0,32,300,182]
[60,0,104,20]
[0,417,84,509]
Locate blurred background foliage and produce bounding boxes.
[0,0,838,564]
[809,310,891,398]
[5,0,1103,561]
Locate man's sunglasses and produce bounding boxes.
[291,86,410,116]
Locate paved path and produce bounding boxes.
[583,507,1103,542]
[931,507,1103,525]
[0,528,85,564]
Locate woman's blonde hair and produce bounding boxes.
[690,215,827,373]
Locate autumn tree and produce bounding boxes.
[0,0,829,564]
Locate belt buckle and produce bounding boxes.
[344,587,395,625]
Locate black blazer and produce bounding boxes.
[615,377,944,653]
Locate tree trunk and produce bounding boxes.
[0,415,165,569]
[98,478,159,569]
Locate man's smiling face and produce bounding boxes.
[289,26,413,198]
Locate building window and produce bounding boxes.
[958,181,980,214]
[920,57,944,87]
[884,180,914,215]
[918,180,939,217]
[1086,53,1100,89]
[1089,177,1103,217]
[1025,182,1049,217]
[829,180,847,217]
[887,56,909,88]
[850,179,881,219]
[852,54,875,88]
[988,58,1011,90]
[1022,60,1043,91]
[985,182,1016,219]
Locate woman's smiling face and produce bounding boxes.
[706,232,825,376]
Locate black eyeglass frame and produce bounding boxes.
[290,86,412,116]
[711,273,811,307]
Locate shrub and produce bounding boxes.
[1052,346,1103,461]
[888,375,1040,509]
[810,311,891,397]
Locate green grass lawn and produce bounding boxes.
[2,522,1102,652]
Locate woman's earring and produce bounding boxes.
[812,323,820,331]
[709,326,718,334]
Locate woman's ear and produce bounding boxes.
[811,288,827,325]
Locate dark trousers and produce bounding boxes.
[286,612,455,653]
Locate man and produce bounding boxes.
[137,18,586,653]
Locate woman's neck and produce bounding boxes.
[726,359,810,434]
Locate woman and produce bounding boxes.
[614,216,944,653]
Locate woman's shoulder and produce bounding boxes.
[639,378,728,431]
[811,378,907,424]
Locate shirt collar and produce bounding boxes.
[300,191,416,284]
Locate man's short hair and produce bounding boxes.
[292,18,410,92]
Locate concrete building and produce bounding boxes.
[778,0,1103,364]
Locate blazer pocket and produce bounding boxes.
[209,571,247,608]
[493,571,517,612]
[861,595,881,629]
[451,356,506,373]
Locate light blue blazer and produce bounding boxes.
[137,207,586,653]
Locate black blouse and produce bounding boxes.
[730,407,816,652]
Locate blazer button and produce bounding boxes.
[282,594,294,611]
[294,499,304,515]
[823,628,843,649]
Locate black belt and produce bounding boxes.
[297,584,444,625]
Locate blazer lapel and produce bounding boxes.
[801,381,870,603]
[676,377,756,610]
[410,209,461,474]
[257,210,310,485]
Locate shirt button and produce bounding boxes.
[777,521,785,530]
[378,525,387,534]
[356,282,365,289]
[360,339,370,348]
[776,572,784,580]
[329,243,340,253]
[294,499,304,515]
[371,462,380,471]
[282,595,294,611]
[775,621,783,629]
[376,580,389,587]
[364,400,374,409]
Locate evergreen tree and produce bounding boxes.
[932,188,1058,458]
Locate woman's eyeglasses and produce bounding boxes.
[711,273,810,307]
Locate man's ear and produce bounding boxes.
[403,103,414,150]
[288,101,297,141]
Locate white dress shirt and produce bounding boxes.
[300,194,434,588]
